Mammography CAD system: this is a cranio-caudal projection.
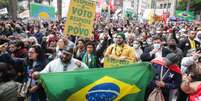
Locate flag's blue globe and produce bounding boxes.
[86,83,120,101]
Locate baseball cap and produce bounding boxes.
[164,53,179,65]
[116,32,125,40]
[63,46,73,54]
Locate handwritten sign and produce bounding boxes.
[64,0,96,37]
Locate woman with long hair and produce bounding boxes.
[24,45,47,101]
[82,42,100,68]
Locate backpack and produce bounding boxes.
[0,81,18,101]
[147,88,165,101]
[147,66,169,101]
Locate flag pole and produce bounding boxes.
[108,0,111,22]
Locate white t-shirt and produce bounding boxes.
[40,58,88,73]
[155,49,162,58]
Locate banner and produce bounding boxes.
[64,0,96,37]
[123,0,133,17]
[104,56,135,68]
[139,0,147,15]
[40,62,155,101]
[19,10,30,18]
[176,10,195,21]
[0,8,8,15]
[109,0,115,12]
[30,3,55,20]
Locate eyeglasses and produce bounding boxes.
[28,51,35,54]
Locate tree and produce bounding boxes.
[0,0,9,9]
[0,0,18,19]
[177,0,201,11]
[57,0,62,20]
[9,0,17,19]
[190,0,201,11]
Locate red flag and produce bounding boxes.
[98,0,102,6]
[109,0,115,12]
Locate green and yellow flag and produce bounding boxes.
[40,62,155,101]
[176,10,195,21]
[30,3,55,20]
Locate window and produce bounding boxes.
[160,4,163,9]
[164,4,167,8]
[168,3,171,8]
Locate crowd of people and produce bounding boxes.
[1,17,201,101]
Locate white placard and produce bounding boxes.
[0,8,8,15]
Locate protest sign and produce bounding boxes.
[64,0,96,37]
[0,8,8,15]
[104,56,134,68]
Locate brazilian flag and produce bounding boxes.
[30,3,55,20]
[176,10,195,21]
[40,62,155,101]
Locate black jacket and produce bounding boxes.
[141,46,172,61]
[179,38,200,56]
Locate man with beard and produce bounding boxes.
[32,47,88,77]
[104,32,136,62]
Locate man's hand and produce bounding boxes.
[155,80,165,88]
[109,55,116,59]
[75,61,81,67]
[0,44,7,53]
[0,45,4,53]
[119,56,127,60]
[31,72,40,80]
[28,85,38,93]
[192,51,201,60]
[182,74,192,83]
[150,48,159,56]
[181,74,193,94]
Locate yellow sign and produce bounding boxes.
[64,0,96,37]
[67,76,140,101]
[104,56,134,68]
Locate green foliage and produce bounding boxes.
[191,0,201,10]
[177,0,201,11]
[191,0,201,5]
[177,1,186,10]
[0,0,9,8]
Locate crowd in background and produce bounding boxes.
[1,17,201,101]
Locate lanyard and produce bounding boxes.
[160,66,169,81]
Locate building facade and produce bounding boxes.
[154,0,177,16]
